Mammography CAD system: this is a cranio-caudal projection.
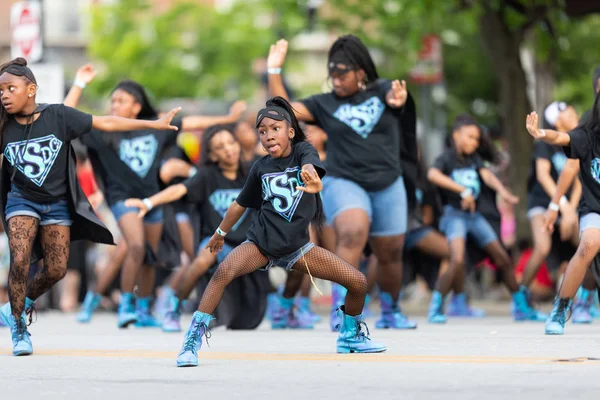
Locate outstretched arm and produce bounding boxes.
[92,107,181,132]
[159,158,196,184]
[428,167,476,213]
[479,168,519,204]
[124,183,188,218]
[526,112,570,146]
[181,101,247,131]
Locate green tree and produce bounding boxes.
[86,0,308,102]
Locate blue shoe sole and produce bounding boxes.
[13,348,33,356]
[337,346,387,354]
[176,361,198,367]
[545,330,564,335]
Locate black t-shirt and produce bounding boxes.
[236,141,325,257]
[81,118,182,205]
[183,164,253,247]
[564,128,600,216]
[433,149,485,210]
[301,79,402,191]
[527,141,569,210]
[2,104,93,203]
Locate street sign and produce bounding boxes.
[409,34,443,85]
[11,1,43,63]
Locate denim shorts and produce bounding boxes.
[248,241,316,271]
[321,176,407,236]
[404,226,433,251]
[198,236,234,263]
[5,189,72,226]
[580,213,600,234]
[110,200,163,224]
[439,206,498,248]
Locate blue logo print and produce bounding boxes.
[261,167,304,222]
[591,158,600,183]
[551,152,567,174]
[119,135,158,178]
[209,189,248,231]
[333,96,385,139]
[4,134,62,187]
[451,167,480,199]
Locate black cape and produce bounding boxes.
[0,116,115,264]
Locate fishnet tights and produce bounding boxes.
[197,242,367,317]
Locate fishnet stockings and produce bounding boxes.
[197,242,268,314]
[291,246,367,316]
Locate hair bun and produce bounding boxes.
[13,57,28,67]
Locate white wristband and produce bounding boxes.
[559,196,568,206]
[548,202,560,212]
[267,67,281,74]
[539,129,546,138]
[142,198,153,211]
[216,227,228,236]
[188,167,197,178]
[460,188,473,199]
[74,78,86,89]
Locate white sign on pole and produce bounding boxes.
[11,1,43,63]
[29,64,65,105]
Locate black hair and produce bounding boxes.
[581,89,600,137]
[0,57,37,138]
[593,65,600,94]
[112,80,158,120]
[452,113,501,164]
[263,96,324,232]
[200,123,248,178]
[328,35,379,85]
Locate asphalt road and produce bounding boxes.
[1,307,599,400]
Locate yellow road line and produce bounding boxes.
[1,349,598,365]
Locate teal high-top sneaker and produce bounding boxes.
[545,297,572,335]
[117,292,137,328]
[427,291,447,324]
[511,285,547,321]
[76,291,101,323]
[176,311,214,367]
[572,287,593,324]
[0,297,36,327]
[271,295,294,329]
[336,306,386,354]
[330,283,347,331]
[135,297,162,328]
[162,295,183,333]
[375,292,417,329]
[8,315,32,356]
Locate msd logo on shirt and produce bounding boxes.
[4,134,63,187]
[451,167,481,199]
[119,135,158,178]
[261,167,304,221]
[209,189,248,231]
[333,96,385,139]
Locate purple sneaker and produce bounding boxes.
[375,292,417,329]
[447,293,486,317]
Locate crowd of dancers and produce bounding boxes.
[0,33,599,367]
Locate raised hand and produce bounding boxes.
[526,112,544,139]
[297,167,322,194]
[267,39,289,69]
[387,80,407,108]
[154,107,182,131]
[75,64,97,85]
[124,198,149,218]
